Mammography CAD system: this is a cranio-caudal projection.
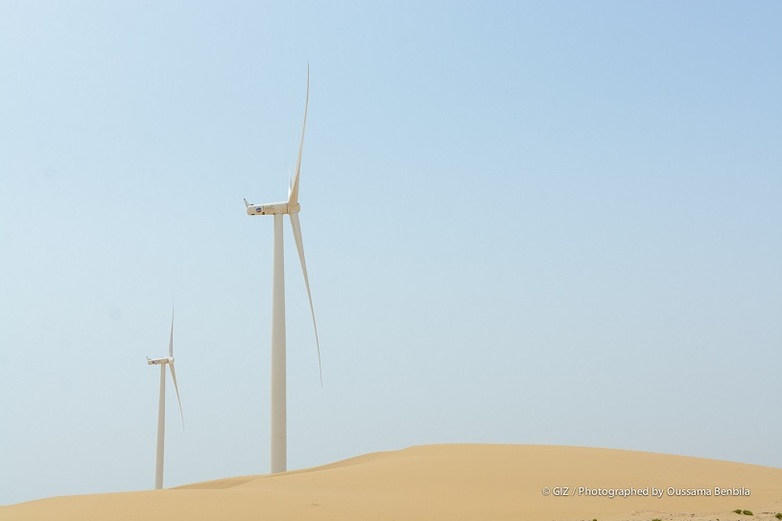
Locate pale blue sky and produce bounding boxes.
[1,0,781,506]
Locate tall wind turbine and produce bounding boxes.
[243,64,322,474]
[146,306,184,489]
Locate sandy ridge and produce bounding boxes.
[3,444,781,521]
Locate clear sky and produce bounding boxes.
[1,0,780,506]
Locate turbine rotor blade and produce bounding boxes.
[168,306,174,358]
[289,212,322,386]
[287,63,309,206]
[168,361,184,429]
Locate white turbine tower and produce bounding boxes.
[146,306,184,489]
[243,64,322,474]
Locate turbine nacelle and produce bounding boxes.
[147,356,174,366]
[244,199,300,216]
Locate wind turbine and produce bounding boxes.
[243,64,322,474]
[146,306,184,489]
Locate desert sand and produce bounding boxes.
[3,444,781,521]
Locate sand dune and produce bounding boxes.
[4,444,782,521]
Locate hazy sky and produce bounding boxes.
[1,0,780,506]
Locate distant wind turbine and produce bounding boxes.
[146,306,184,489]
[243,64,322,474]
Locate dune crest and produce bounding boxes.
[4,444,782,521]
